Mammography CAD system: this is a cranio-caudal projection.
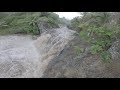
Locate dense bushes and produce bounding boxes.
[0,12,60,35]
[70,12,120,61]
[67,17,80,31]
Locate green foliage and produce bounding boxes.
[68,17,81,30]
[79,30,90,42]
[0,12,60,35]
[48,12,59,21]
[93,26,113,36]
[59,17,70,25]
[100,51,111,62]
[74,46,84,55]
[80,25,113,61]
[71,17,80,27]
[90,45,103,54]
[71,12,120,61]
[0,12,8,19]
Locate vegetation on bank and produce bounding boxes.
[68,12,120,61]
[0,12,69,35]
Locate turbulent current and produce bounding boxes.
[0,27,75,78]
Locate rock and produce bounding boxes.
[108,40,120,61]
[37,21,59,34]
[42,35,119,78]
[42,35,104,78]
[33,27,76,77]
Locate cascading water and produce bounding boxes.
[0,27,75,78]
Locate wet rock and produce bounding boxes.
[33,27,76,77]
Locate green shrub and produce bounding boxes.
[90,45,103,54]
[74,46,84,55]
[100,51,112,62]
[0,12,59,35]
[79,25,113,60]
[71,12,120,61]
